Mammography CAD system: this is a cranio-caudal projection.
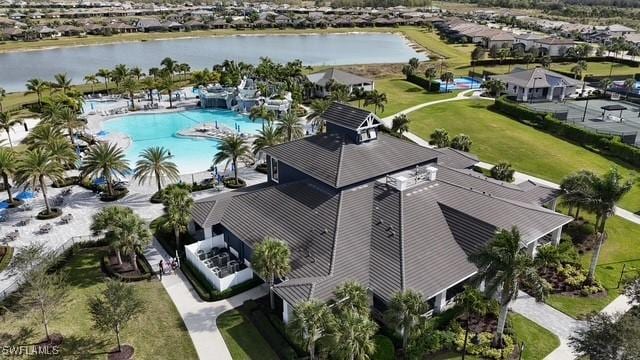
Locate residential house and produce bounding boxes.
[306,68,374,98]
[514,33,547,52]
[490,68,580,102]
[188,102,571,323]
[56,25,85,36]
[533,37,576,56]
[136,18,165,32]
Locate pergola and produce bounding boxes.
[601,104,627,123]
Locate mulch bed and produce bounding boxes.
[107,254,144,277]
[37,333,64,352]
[457,314,498,333]
[107,345,134,360]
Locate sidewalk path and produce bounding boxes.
[144,240,268,360]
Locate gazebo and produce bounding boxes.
[601,104,627,122]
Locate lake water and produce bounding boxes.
[0,33,426,92]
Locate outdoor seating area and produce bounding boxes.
[39,223,52,234]
[2,230,19,243]
[184,235,253,292]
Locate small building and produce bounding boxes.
[533,37,576,57]
[306,68,374,98]
[490,68,580,102]
[189,102,570,323]
[514,32,546,52]
[136,18,164,32]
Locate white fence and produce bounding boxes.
[0,234,100,301]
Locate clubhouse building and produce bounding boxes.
[188,102,571,322]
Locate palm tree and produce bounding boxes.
[252,124,282,162]
[24,123,63,149]
[331,310,378,360]
[45,136,78,169]
[129,67,144,81]
[386,289,427,355]
[25,78,49,109]
[276,112,304,142]
[472,227,548,347]
[53,73,72,94]
[96,68,111,93]
[249,104,275,130]
[451,134,472,152]
[163,186,193,255]
[364,90,387,115]
[15,149,64,215]
[252,238,291,310]
[133,146,179,193]
[213,134,251,185]
[289,300,332,360]
[158,75,177,108]
[440,71,455,93]
[541,55,552,69]
[333,281,369,316]
[120,77,138,110]
[560,170,597,220]
[119,212,151,272]
[599,78,613,97]
[110,64,129,90]
[161,57,178,79]
[0,147,17,205]
[456,286,489,360]
[425,66,437,82]
[0,110,23,149]
[91,206,130,264]
[178,63,191,79]
[139,77,156,104]
[0,87,5,112]
[329,85,350,103]
[391,113,410,135]
[429,128,450,148]
[307,99,331,133]
[523,53,535,69]
[586,168,634,283]
[623,78,636,99]
[84,74,99,95]
[490,161,515,182]
[80,142,131,197]
[53,105,84,144]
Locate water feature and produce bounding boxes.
[101,109,262,174]
[1,33,427,92]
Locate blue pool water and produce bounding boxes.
[102,109,262,174]
[438,77,482,92]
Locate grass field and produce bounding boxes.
[217,310,279,360]
[349,77,458,116]
[547,214,640,318]
[510,313,560,360]
[408,99,639,212]
[0,247,197,359]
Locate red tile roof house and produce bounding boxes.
[188,102,571,322]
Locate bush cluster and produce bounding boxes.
[100,252,154,282]
[406,74,441,92]
[454,331,515,360]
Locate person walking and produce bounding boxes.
[158,260,164,280]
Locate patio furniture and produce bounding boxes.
[4,230,19,242]
[39,224,52,234]
[61,188,72,196]
[16,218,31,227]
[61,214,73,224]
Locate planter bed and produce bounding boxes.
[101,251,153,282]
[0,246,14,272]
[36,207,62,220]
[223,178,246,189]
[100,189,129,202]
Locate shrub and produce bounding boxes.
[255,163,268,174]
[36,207,63,220]
[372,335,395,360]
[566,221,595,244]
[454,331,515,360]
[490,161,515,182]
[0,246,14,273]
[406,74,441,92]
[580,285,604,296]
[52,176,80,188]
[223,178,246,189]
[99,189,129,202]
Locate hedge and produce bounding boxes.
[492,96,640,167]
[372,335,396,360]
[100,251,153,282]
[471,56,639,68]
[406,74,441,92]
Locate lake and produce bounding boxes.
[0,32,427,92]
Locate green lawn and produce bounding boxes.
[349,77,458,117]
[217,310,279,360]
[547,214,640,318]
[398,28,475,66]
[408,99,639,212]
[0,247,197,359]
[510,313,560,360]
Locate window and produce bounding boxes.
[270,157,279,182]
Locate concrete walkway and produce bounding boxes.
[144,240,268,360]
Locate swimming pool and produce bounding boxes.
[102,109,262,174]
[438,77,482,92]
[84,99,121,113]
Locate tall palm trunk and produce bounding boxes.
[269,275,275,310]
[131,253,139,272]
[233,158,239,183]
[309,342,315,360]
[39,175,51,213]
[494,288,511,347]
[174,227,181,253]
[41,303,50,342]
[114,246,123,265]
[168,91,173,108]
[5,130,13,149]
[115,324,122,352]
[3,174,13,203]
[155,171,162,193]
[68,127,75,145]
[588,216,607,283]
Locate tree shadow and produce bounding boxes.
[0,326,37,346]
[53,334,111,359]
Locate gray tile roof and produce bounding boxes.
[264,132,442,188]
[491,68,579,89]
[307,68,373,87]
[321,102,378,130]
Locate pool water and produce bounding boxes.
[438,77,482,91]
[102,109,262,174]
